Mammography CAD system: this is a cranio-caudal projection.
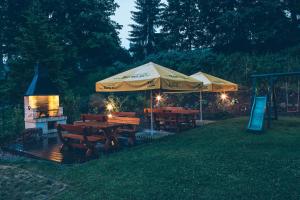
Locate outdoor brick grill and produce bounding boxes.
[24,64,67,135]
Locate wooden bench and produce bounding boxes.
[57,124,106,156]
[107,116,140,146]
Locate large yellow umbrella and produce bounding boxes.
[96,62,202,133]
[190,71,238,123]
[96,62,201,92]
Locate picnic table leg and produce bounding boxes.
[103,127,120,152]
[83,127,99,157]
[57,125,72,152]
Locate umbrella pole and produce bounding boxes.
[150,90,154,135]
[200,91,203,125]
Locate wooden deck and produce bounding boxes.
[4,133,146,164]
[4,136,91,164]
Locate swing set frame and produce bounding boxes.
[251,71,300,128]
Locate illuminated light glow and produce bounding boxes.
[220,93,228,101]
[156,95,162,102]
[106,103,113,111]
[28,95,59,117]
[108,113,113,118]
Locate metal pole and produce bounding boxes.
[297,80,300,112]
[199,91,203,125]
[267,78,272,128]
[286,81,289,112]
[150,90,154,135]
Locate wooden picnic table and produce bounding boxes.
[144,107,199,131]
[73,121,124,150]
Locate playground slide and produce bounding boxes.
[247,96,267,132]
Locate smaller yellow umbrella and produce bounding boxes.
[190,71,238,92]
[190,71,238,123]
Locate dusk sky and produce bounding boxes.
[112,0,167,49]
[111,0,136,49]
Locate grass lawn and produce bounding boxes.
[1,117,300,200]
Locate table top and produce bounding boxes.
[74,121,123,129]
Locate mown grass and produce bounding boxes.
[1,117,300,200]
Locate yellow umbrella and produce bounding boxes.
[190,71,238,92]
[190,71,238,123]
[96,62,201,92]
[96,62,202,134]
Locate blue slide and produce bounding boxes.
[247,96,267,132]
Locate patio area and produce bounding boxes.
[3,128,177,163]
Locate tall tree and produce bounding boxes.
[161,0,200,50]
[195,0,300,52]
[129,0,163,60]
[0,0,125,103]
[4,0,66,102]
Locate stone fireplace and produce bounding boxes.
[24,64,67,135]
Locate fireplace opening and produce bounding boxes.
[28,95,60,117]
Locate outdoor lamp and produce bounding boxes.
[156,95,162,102]
[106,103,113,111]
[108,113,113,118]
[220,93,228,101]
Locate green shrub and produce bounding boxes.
[62,91,83,123]
[0,105,24,145]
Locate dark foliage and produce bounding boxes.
[1,0,300,140]
[160,0,300,52]
[0,0,129,104]
[129,0,163,59]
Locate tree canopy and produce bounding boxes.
[1,0,300,105]
[0,0,128,103]
[129,0,163,59]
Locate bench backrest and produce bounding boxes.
[112,112,136,117]
[58,124,87,134]
[81,114,107,122]
[107,116,140,125]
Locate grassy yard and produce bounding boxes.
[1,117,300,200]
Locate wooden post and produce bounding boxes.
[251,77,257,109]
[271,77,278,120]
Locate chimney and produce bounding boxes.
[25,64,59,96]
